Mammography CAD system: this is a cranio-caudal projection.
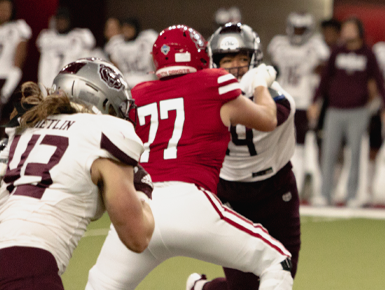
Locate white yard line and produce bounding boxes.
[300,205,385,220]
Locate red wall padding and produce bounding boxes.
[15,0,59,83]
[334,3,385,47]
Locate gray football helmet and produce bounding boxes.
[286,12,315,45]
[208,22,263,74]
[52,58,136,125]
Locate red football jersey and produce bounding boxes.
[131,68,241,193]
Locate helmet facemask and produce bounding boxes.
[213,50,253,79]
[208,23,263,79]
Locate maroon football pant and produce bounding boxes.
[0,246,64,290]
[204,163,301,290]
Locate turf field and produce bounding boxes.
[62,207,385,290]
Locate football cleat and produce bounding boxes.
[186,273,207,290]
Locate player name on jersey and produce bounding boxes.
[34,118,75,131]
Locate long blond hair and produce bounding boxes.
[10,81,91,129]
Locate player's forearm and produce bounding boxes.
[253,86,277,129]
[109,189,154,253]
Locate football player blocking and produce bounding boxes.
[86,25,293,290]
[0,59,155,289]
[186,23,300,290]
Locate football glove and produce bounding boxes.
[242,63,277,90]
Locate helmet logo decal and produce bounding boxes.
[219,36,239,50]
[99,64,124,91]
[161,44,170,55]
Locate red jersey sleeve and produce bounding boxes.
[209,68,242,104]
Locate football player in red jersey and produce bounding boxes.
[186,23,300,290]
[0,59,154,290]
[86,25,293,290]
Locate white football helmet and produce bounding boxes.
[208,22,263,77]
[286,12,315,45]
[52,58,136,125]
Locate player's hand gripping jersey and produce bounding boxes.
[0,113,143,275]
[220,71,296,182]
[132,68,241,193]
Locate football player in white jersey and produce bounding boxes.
[36,7,96,88]
[108,17,157,88]
[0,58,155,289]
[103,17,124,62]
[186,23,300,290]
[0,0,31,111]
[267,11,330,200]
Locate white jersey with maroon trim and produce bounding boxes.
[109,29,157,88]
[36,28,96,88]
[104,34,125,61]
[0,113,143,275]
[0,19,31,75]
[0,19,31,73]
[267,34,329,110]
[220,79,296,182]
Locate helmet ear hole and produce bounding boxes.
[102,99,108,111]
[108,105,117,116]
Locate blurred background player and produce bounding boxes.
[103,17,124,62]
[186,22,300,290]
[86,24,293,290]
[36,6,96,88]
[213,6,242,30]
[108,17,157,88]
[0,58,155,289]
[267,11,330,201]
[307,17,385,207]
[0,0,31,134]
